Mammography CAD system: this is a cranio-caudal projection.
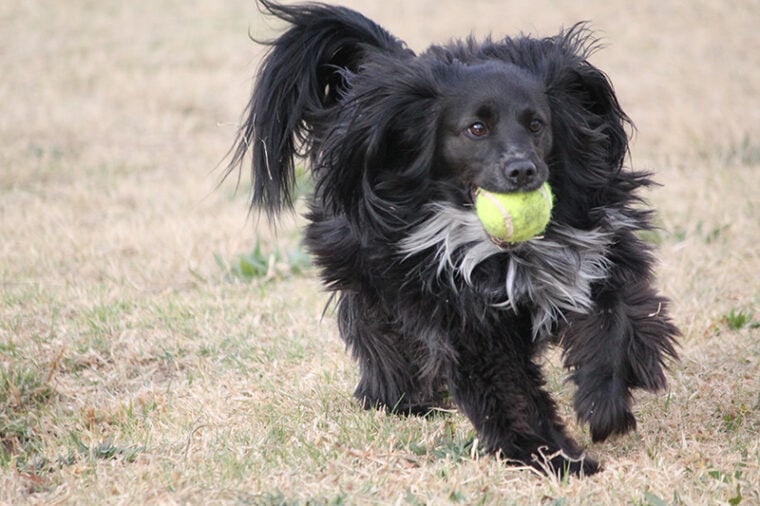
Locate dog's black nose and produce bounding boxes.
[505,160,537,188]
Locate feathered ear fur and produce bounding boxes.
[315,57,444,235]
[225,0,410,218]
[539,26,645,227]
[545,26,630,168]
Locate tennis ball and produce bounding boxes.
[474,183,554,243]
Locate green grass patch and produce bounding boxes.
[0,363,56,467]
[216,240,311,281]
[68,433,143,464]
[722,135,760,167]
[723,308,755,331]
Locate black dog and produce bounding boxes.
[227,0,679,476]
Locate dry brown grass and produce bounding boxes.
[1,0,758,504]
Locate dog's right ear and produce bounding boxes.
[315,57,443,234]
[224,0,410,220]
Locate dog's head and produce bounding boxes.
[436,63,552,195]
[317,28,630,233]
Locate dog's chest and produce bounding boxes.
[399,205,613,340]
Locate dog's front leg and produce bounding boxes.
[561,232,679,442]
[448,331,599,476]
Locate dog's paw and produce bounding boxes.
[574,375,637,443]
[589,408,636,443]
[556,454,600,478]
[530,450,600,478]
[355,388,451,417]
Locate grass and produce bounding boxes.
[723,309,756,331]
[1,0,759,503]
[215,240,312,282]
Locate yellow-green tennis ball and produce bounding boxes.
[474,183,554,243]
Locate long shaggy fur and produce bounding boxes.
[227,0,680,477]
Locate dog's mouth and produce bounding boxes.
[468,185,479,205]
[489,235,518,250]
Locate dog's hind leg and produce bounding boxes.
[337,292,446,416]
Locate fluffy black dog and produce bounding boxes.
[227,0,679,476]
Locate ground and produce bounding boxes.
[1,0,758,504]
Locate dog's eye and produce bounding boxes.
[528,118,544,133]
[466,122,489,138]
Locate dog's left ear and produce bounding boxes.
[544,27,632,173]
[541,28,637,222]
[566,65,629,169]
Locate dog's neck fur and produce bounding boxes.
[399,205,618,340]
